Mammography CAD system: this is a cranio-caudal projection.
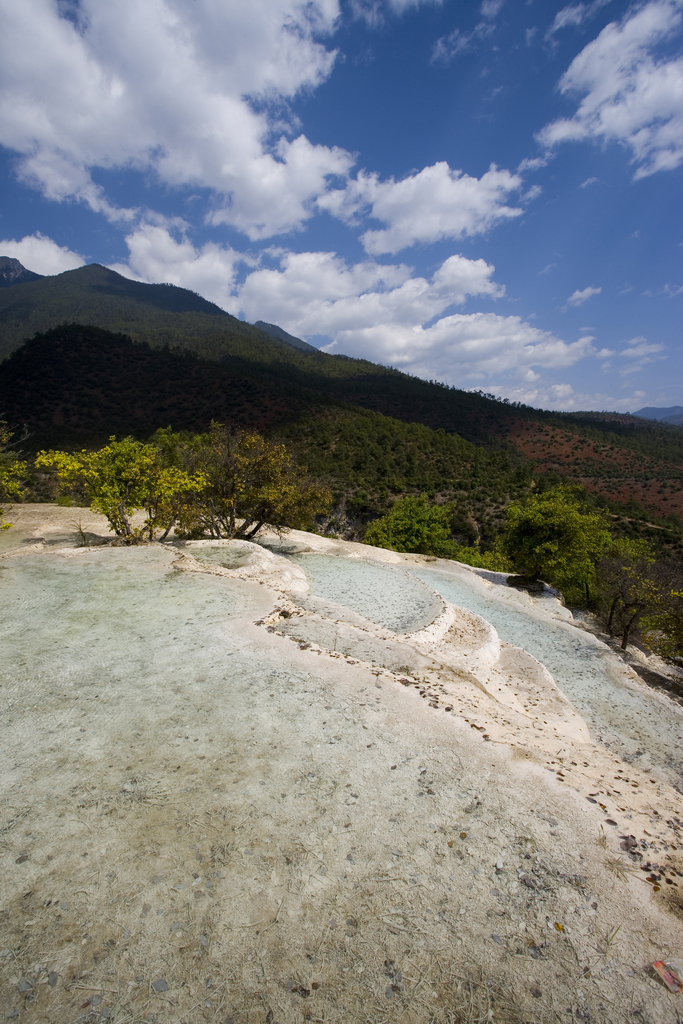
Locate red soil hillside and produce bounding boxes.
[505,418,683,520]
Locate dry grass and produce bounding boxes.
[604,856,630,882]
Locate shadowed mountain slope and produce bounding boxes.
[2,266,683,537]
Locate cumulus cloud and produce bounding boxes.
[106,226,594,386]
[538,0,683,178]
[485,381,649,412]
[565,285,601,307]
[238,249,505,335]
[0,0,352,238]
[235,248,593,384]
[546,0,612,39]
[108,224,249,311]
[320,162,523,254]
[0,232,84,275]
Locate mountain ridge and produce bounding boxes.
[1,266,683,543]
[0,255,44,288]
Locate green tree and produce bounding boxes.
[156,424,331,539]
[596,539,660,649]
[643,588,683,665]
[503,485,611,603]
[364,494,453,554]
[36,437,201,541]
[0,421,28,531]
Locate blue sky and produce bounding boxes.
[1,0,681,412]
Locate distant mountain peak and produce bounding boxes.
[253,320,317,353]
[0,256,44,288]
[634,406,683,427]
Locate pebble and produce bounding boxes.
[17,980,33,993]
[152,978,169,993]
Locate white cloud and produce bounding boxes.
[485,381,649,412]
[0,232,84,275]
[565,285,601,307]
[330,313,594,384]
[234,248,593,383]
[481,0,505,18]
[103,225,601,389]
[351,0,441,22]
[618,336,666,374]
[538,0,683,178]
[546,0,612,38]
[108,223,248,311]
[431,21,494,63]
[578,176,598,187]
[0,0,352,238]
[238,249,504,334]
[320,162,523,254]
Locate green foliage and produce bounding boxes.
[643,588,683,664]
[596,539,659,648]
[503,485,612,603]
[154,424,331,540]
[0,421,28,530]
[362,494,511,570]
[35,437,202,541]
[364,495,453,553]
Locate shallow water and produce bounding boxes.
[288,552,683,784]
[291,553,442,633]
[0,547,269,693]
[413,565,683,781]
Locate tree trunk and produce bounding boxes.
[622,613,639,650]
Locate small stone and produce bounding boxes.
[199,934,208,947]
[48,972,58,987]
[15,855,28,864]
[491,934,503,946]
[17,979,33,993]
[91,995,102,1006]
[141,903,151,916]
[152,978,169,993]
[60,902,69,911]
[6,1011,20,1020]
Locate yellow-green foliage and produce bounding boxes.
[0,421,28,531]
[36,436,203,541]
[156,424,331,540]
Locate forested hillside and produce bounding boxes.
[1,264,682,552]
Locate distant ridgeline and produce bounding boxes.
[1,262,682,551]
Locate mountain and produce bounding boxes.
[1,264,683,547]
[0,262,302,362]
[0,323,534,545]
[253,320,318,353]
[0,256,44,288]
[634,406,683,427]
